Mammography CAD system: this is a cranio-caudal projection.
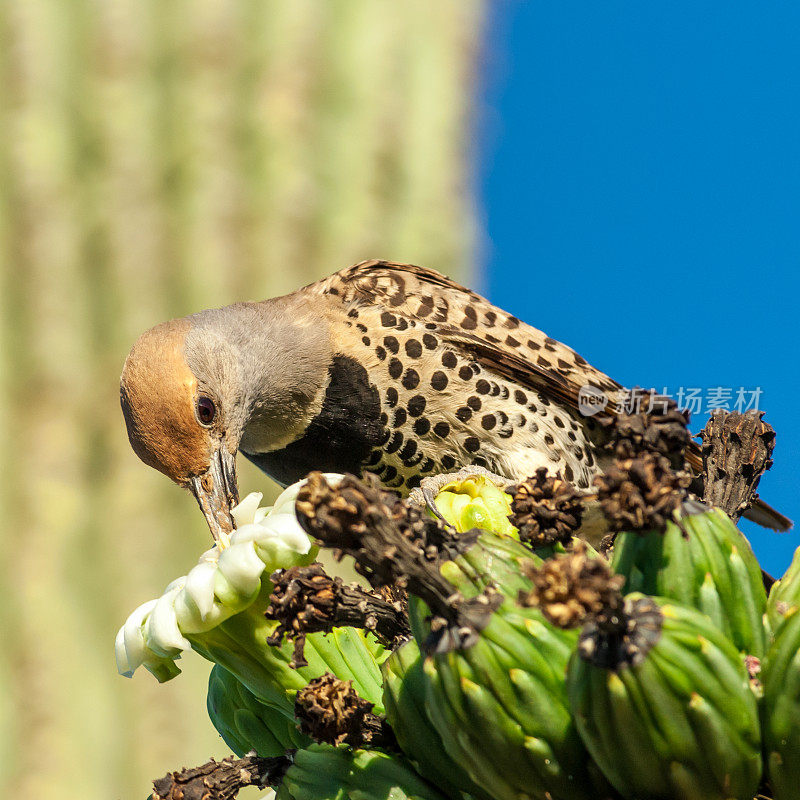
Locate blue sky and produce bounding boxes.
[479,2,800,576]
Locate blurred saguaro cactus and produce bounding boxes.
[0,1,482,797]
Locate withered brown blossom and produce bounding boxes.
[598,392,692,470]
[594,452,690,533]
[518,542,625,629]
[294,673,396,749]
[508,467,584,547]
[265,563,410,667]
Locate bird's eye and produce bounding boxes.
[196,396,217,426]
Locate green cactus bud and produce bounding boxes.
[767,545,800,632]
[416,598,604,800]
[382,639,491,800]
[761,601,800,800]
[434,475,517,538]
[568,594,762,800]
[276,744,449,800]
[116,478,389,718]
[207,664,309,757]
[611,502,767,657]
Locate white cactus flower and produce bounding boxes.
[115,475,342,682]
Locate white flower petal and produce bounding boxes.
[217,540,265,595]
[146,585,191,654]
[232,492,263,528]
[259,512,312,554]
[116,598,158,677]
[184,561,218,621]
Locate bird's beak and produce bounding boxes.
[190,445,239,546]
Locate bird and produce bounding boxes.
[120,260,790,543]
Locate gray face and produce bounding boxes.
[184,299,332,457]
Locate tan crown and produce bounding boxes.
[120,318,212,484]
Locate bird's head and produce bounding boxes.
[120,303,330,544]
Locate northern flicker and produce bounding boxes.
[120,260,789,542]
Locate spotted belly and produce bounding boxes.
[359,349,603,494]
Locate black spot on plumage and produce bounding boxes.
[476,379,490,395]
[414,418,431,436]
[388,358,403,379]
[505,336,520,348]
[500,386,509,400]
[538,393,550,406]
[527,340,540,350]
[504,316,520,329]
[441,351,457,368]
[481,414,496,430]
[564,464,574,482]
[424,322,437,330]
[514,390,527,404]
[433,421,450,437]
[460,316,477,330]
[329,287,339,295]
[498,411,508,424]
[467,396,482,411]
[384,336,399,354]
[380,412,388,425]
[568,431,577,441]
[375,346,386,361]
[386,387,398,407]
[557,358,572,370]
[586,450,595,467]
[498,426,513,440]
[431,371,448,391]
[515,414,526,427]
[459,365,473,381]
[381,312,397,327]
[455,406,472,422]
[362,336,370,346]
[396,318,409,330]
[464,436,480,453]
[407,395,426,416]
[390,292,406,308]
[406,474,422,489]
[544,433,555,445]
[356,323,367,333]
[441,454,456,470]
[348,308,359,318]
[420,458,436,473]
[402,369,420,390]
[537,355,550,368]
[554,416,565,428]
[485,334,500,344]
[490,383,500,397]
[530,421,539,433]
[423,333,438,349]
[405,339,422,358]
[367,450,382,465]
[393,407,407,427]
[528,403,537,413]
[383,465,398,481]
[399,439,418,461]
[544,337,557,351]
[385,431,404,453]
[574,353,588,366]
[484,311,497,326]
